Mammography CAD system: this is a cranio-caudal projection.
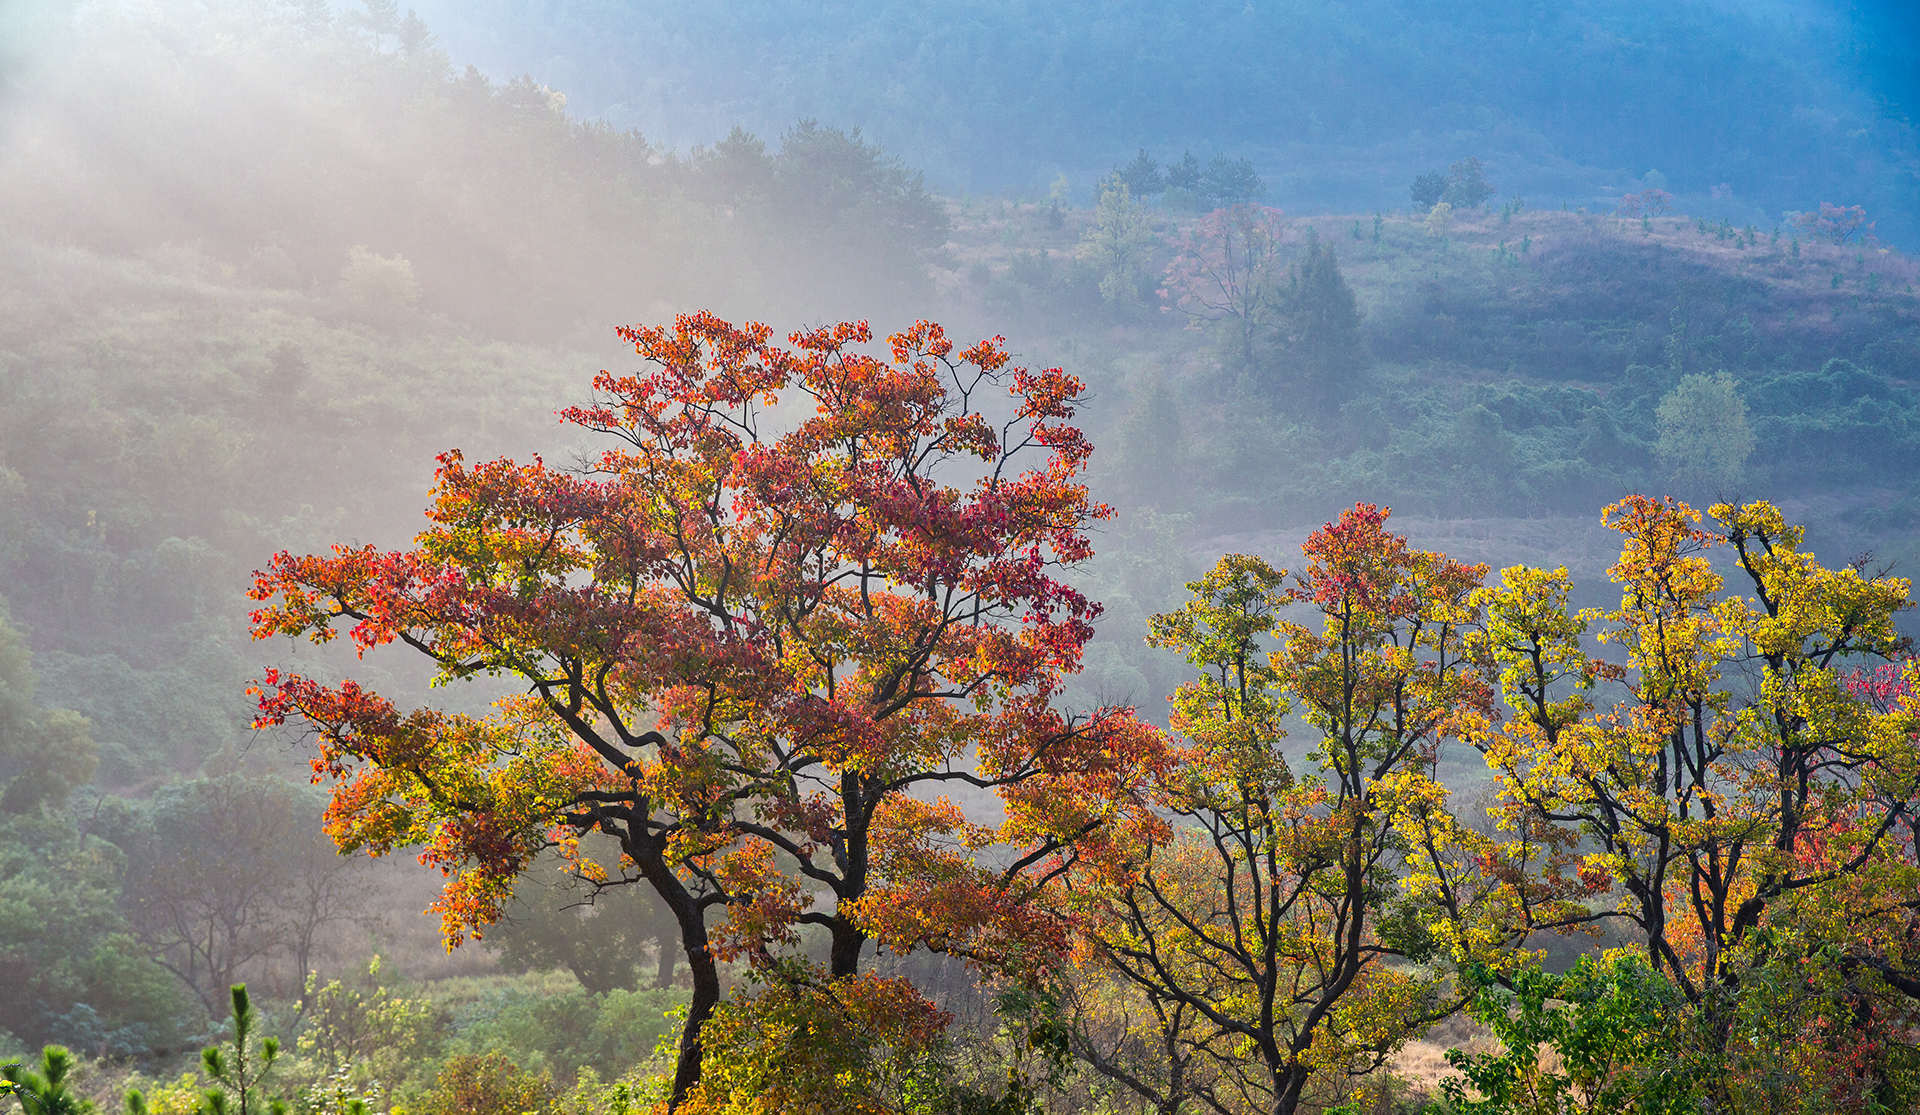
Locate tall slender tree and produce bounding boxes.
[1066,508,1556,1114]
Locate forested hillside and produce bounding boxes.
[3,2,1920,1113]
[407,0,1920,243]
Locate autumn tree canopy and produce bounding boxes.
[247,313,1167,1109]
[1472,496,1920,1106]
[1064,507,1569,1114]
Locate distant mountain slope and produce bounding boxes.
[407,0,1920,244]
[942,196,1920,530]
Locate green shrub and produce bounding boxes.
[290,959,445,1104]
[445,983,677,1084]
[114,1075,201,1115]
[1440,955,1696,1114]
[417,1055,551,1115]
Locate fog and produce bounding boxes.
[404,0,1920,242]
[1,1,1918,1109]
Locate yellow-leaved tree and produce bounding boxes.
[1062,506,1577,1115]
[1471,496,1920,1107]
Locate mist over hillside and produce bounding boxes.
[407,0,1920,244]
[3,2,1920,1111]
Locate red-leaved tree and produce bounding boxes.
[247,313,1168,1108]
[1615,188,1674,218]
[1160,205,1291,370]
[1793,202,1874,245]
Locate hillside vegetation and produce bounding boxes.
[407,0,1920,245]
[3,3,1919,1112]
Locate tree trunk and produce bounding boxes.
[668,905,720,1112]
[1274,1063,1310,1115]
[827,918,865,979]
[654,924,679,989]
[632,836,718,1111]
[829,773,871,980]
